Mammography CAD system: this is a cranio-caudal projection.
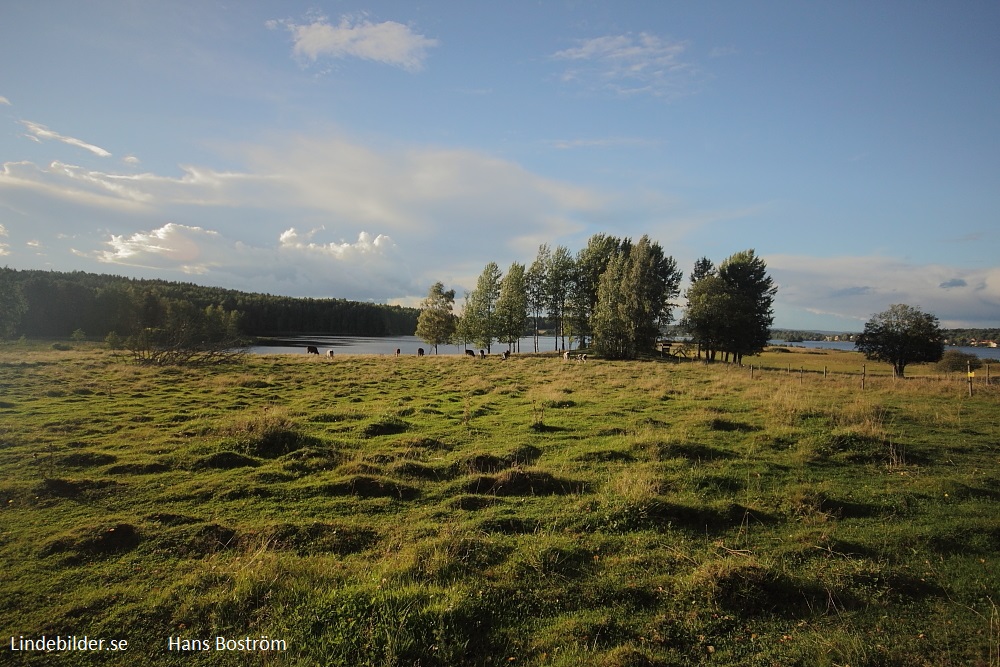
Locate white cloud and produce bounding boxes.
[552,33,697,98]
[123,155,141,165]
[20,121,112,157]
[96,223,221,272]
[0,224,7,236]
[90,223,412,300]
[0,96,10,106]
[271,15,438,71]
[767,254,1000,328]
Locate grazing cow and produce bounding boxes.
[501,350,511,361]
[306,346,319,355]
[577,353,588,362]
[417,348,425,356]
[465,349,476,357]
[479,350,486,359]
[327,350,335,357]
[562,351,570,361]
[395,348,401,357]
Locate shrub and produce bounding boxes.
[935,349,983,373]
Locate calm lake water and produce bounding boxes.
[250,335,567,356]
[251,335,1000,361]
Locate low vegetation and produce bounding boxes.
[1,342,997,665]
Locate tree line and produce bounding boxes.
[416,234,777,361]
[0,268,419,341]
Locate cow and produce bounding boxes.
[501,350,511,361]
[479,350,486,359]
[577,353,588,362]
[306,346,319,355]
[395,348,401,357]
[417,348,425,356]
[327,350,335,357]
[562,351,570,361]
[465,349,476,357]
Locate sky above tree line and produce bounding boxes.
[1,1,998,330]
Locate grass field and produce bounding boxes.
[1,342,998,666]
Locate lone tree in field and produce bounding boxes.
[855,304,945,377]
[415,282,456,354]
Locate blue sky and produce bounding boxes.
[1,1,998,329]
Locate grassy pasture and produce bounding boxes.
[1,342,998,666]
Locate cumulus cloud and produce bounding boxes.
[96,223,222,273]
[552,33,697,98]
[20,121,112,157]
[89,223,412,300]
[767,254,1000,328]
[270,15,438,71]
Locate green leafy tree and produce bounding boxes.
[525,245,549,352]
[855,304,945,377]
[495,263,528,352]
[591,251,632,359]
[685,256,717,358]
[570,234,624,349]
[592,236,682,359]
[415,282,456,354]
[717,249,776,365]
[690,256,716,283]
[463,262,503,352]
[681,275,732,361]
[630,235,682,351]
[545,245,575,351]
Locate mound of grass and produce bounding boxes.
[35,477,123,499]
[361,416,410,437]
[59,451,117,467]
[314,475,420,500]
[40,522,140,561]
[192,451,259,469]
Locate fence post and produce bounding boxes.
[824,366,828,379]
[800,366,804,384]
[861,364,866,391]
[968,360,974,397]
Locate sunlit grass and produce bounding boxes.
[0,342,997,665]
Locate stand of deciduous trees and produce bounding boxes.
[416,235,778,362]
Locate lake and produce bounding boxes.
[250,335,568,356]
[251,335,1000,361]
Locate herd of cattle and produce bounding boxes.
[304,346,586,361]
